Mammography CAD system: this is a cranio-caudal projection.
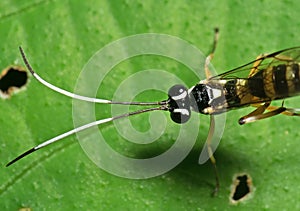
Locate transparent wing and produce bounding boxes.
[199,47,300,165]
[211,47,300,80]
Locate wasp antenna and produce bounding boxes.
[19,46,112,104]
[6,147,36,167]
[6,106,167,166]
[19,46,35,75]
[19,47,164,106]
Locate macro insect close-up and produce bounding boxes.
[2,1,300,210]
[6,28,300,195]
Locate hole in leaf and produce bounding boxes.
[230,173,253,204]
[0,66,28,98]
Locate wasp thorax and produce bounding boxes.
[189,84,210,114]
[167,84,191,124]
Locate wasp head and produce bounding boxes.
[167,84,191,124]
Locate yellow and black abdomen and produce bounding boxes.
[248,63,300,100]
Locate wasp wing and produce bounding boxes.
[203,47,300,111]
[210,46,300,80]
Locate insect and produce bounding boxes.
[6,28,300,195]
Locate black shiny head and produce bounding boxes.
[167,84,191,124]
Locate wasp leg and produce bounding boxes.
[206,115,220,196]
[205,28,219,79]
[247,102,271,116]
[239,103,286,124]
[260,105,300,116]
[249,53,294,77]
[248,54,266,77]
[273,54,294,62]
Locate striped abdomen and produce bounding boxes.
[248,63,300,100]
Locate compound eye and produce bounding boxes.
[168,84,188,98]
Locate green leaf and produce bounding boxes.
[1,0,300,210]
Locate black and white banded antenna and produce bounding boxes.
[6,47,191,167]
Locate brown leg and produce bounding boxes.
[273,54,294,62]
[249,53,295,77]
[248,54,265,77]
[206,115,220,196]
[203,29,221,195]
[205,28,219,79]
[245,102,271,117]
[253,104,300,116]
[249,49,294,78]
[239,102,286,124]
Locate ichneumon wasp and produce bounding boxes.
[6,28,300,195]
